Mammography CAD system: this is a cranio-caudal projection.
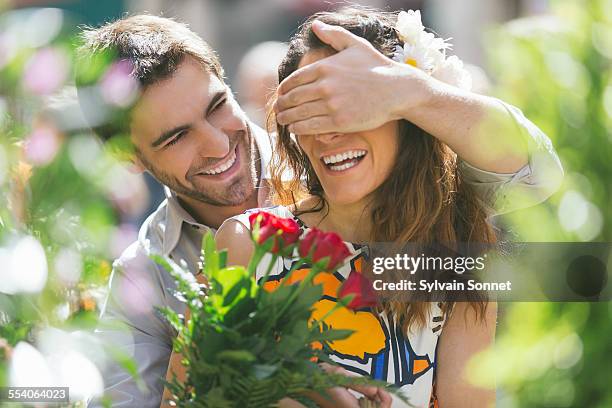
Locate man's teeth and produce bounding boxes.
[322,150,366,165]
[202,152,236,175]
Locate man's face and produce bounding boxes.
[130,57,258,207]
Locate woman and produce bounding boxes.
[170,7,562,408]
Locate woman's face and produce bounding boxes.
[294,49,401,206]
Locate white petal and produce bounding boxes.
[396,10,425,44]
[433,56,473,90]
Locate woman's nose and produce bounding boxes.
[314,132,343,143]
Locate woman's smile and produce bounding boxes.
[320,149,368,174]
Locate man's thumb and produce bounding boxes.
[311,20,364,51]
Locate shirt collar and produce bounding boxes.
[161,122,272,255]
[162,186,208,255]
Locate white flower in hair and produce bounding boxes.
[394,43,436,72]
[393,9,471,90]
[432,56,473,90]
[396,10,425,44]
[419,31,452,53]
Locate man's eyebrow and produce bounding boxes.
[150,90,226,149]
[151,124,190,148]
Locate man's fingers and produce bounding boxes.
[288,116,334,135]
[311,20,366,52]
[277,21,368,96]
[278,63,319,96]
[277,100,329,126]
[275,82,322,112]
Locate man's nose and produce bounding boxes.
[196,123,230,158]
[313,133,343,143]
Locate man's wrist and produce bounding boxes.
[390,62,440,123]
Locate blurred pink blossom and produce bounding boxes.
[24,126,61,166]
[100,60,139,108]
[23,47,69,95]
[109,223,139,258]
[116,248,156,315]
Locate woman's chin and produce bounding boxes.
[324,191,370,207]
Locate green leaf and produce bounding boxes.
[252,364,278,380]
[202,231,219,279]
[224,295,257,327]
[219,249,228,269]
[217,350,256,364]
[209,266,250,315]
[311,329,354,343]
[222,279,248,307]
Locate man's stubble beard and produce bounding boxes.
[138,125,259,207]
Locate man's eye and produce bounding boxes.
[211,98,227,113]
[166,131,186,147]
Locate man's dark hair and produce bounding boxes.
[76,15,224,143]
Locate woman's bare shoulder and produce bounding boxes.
[215,219,254,267]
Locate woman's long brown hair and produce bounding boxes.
[269,7,497,331]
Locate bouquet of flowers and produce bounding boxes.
[156,211,404,407]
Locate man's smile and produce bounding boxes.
[194,144,241,180]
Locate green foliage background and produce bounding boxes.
[484,1,612,407]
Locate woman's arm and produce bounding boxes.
[436,302,497,408]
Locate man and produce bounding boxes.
[80,14,562,408]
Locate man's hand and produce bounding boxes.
[274,20,430,136]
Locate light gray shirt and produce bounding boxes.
[89,101,563,407]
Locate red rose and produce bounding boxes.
[298,228,351,271]
[249,211,301,255]
[338,271,378,310]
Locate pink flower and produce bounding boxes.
[24,127,60,166]
[100,60,139,107]
[23,47,68,95]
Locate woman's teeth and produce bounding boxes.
[322,150,366,172]
[329,161,358,171]
[202,151,236,175]
[322,150,366,165]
